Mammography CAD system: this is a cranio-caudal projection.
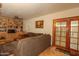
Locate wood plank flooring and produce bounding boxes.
[39,47,64,56]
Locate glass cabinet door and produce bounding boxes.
[70,21,78,50]
[60,22,67,47]
[55,21,67,48]
[55,22,61,46]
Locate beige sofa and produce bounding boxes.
[15,34,51,56]
[0,33,51,56]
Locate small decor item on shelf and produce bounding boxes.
[14,16,19,19]
[35,20,44,28]
[14,16,23,20]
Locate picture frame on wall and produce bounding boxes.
[35,20,44,28]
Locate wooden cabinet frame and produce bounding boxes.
[53,16,79,55]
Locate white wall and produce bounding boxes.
[23,7,79,45]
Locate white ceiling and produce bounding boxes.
[1,3,79,19]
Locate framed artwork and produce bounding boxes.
[36,20,44,28]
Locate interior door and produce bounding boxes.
[53,19,68,49]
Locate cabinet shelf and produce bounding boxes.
[0,16,23,32]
